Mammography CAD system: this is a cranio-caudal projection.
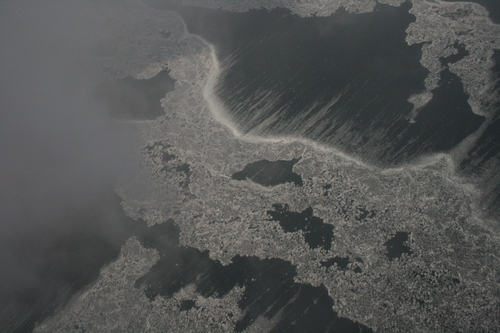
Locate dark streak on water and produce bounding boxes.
[384,232,413,261]
[95,69,176,120]
[176,2,484,166]
[134,219,372,333]
[232,158,303,187]
[266,204,334,250]
[170,1,498,213]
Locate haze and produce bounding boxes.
[0,1,137,330]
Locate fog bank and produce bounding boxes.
[0,1,138,330]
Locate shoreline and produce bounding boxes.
[195,27,493,217]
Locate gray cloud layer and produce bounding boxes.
[0,1,138,327]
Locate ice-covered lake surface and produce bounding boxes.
[3,0,500,332]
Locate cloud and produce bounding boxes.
[0,1,139,329]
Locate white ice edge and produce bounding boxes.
[175,15,494,228]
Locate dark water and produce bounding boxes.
[388,68,483,159]
[442,5,500,224]
[266,204,334,250]
[459,112,500,217]
[440,42,470,66]
[177,2,484,166]
[321,257,349,269]
[134,219,372,333]
[384,232,413,260]
[320,256,363,274]
[355,207,376,221]
[441,0,500,23]
[0,73,178,332]
[146,141,191,188]
[174,2,500,214]
[232,158,302,186]
[0,190,139,333]
[458,50,500,218]
[95,69,176,120]
[179,299,198,311]
[1,196,369,332]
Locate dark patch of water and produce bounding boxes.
[384,232,413,261]
[321,256,350,270]
[232,158,303,187]
[266,204,333,250]
[441,0,500,23]
[95,69,175,120]
[386,68,484,162]
[175,163,191,188]
[134,220,372,333]
[322,184,333,196]
[146,141,191,188]
[440,42,470,66]
[179,300,198,311]
[321,256,363,273]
